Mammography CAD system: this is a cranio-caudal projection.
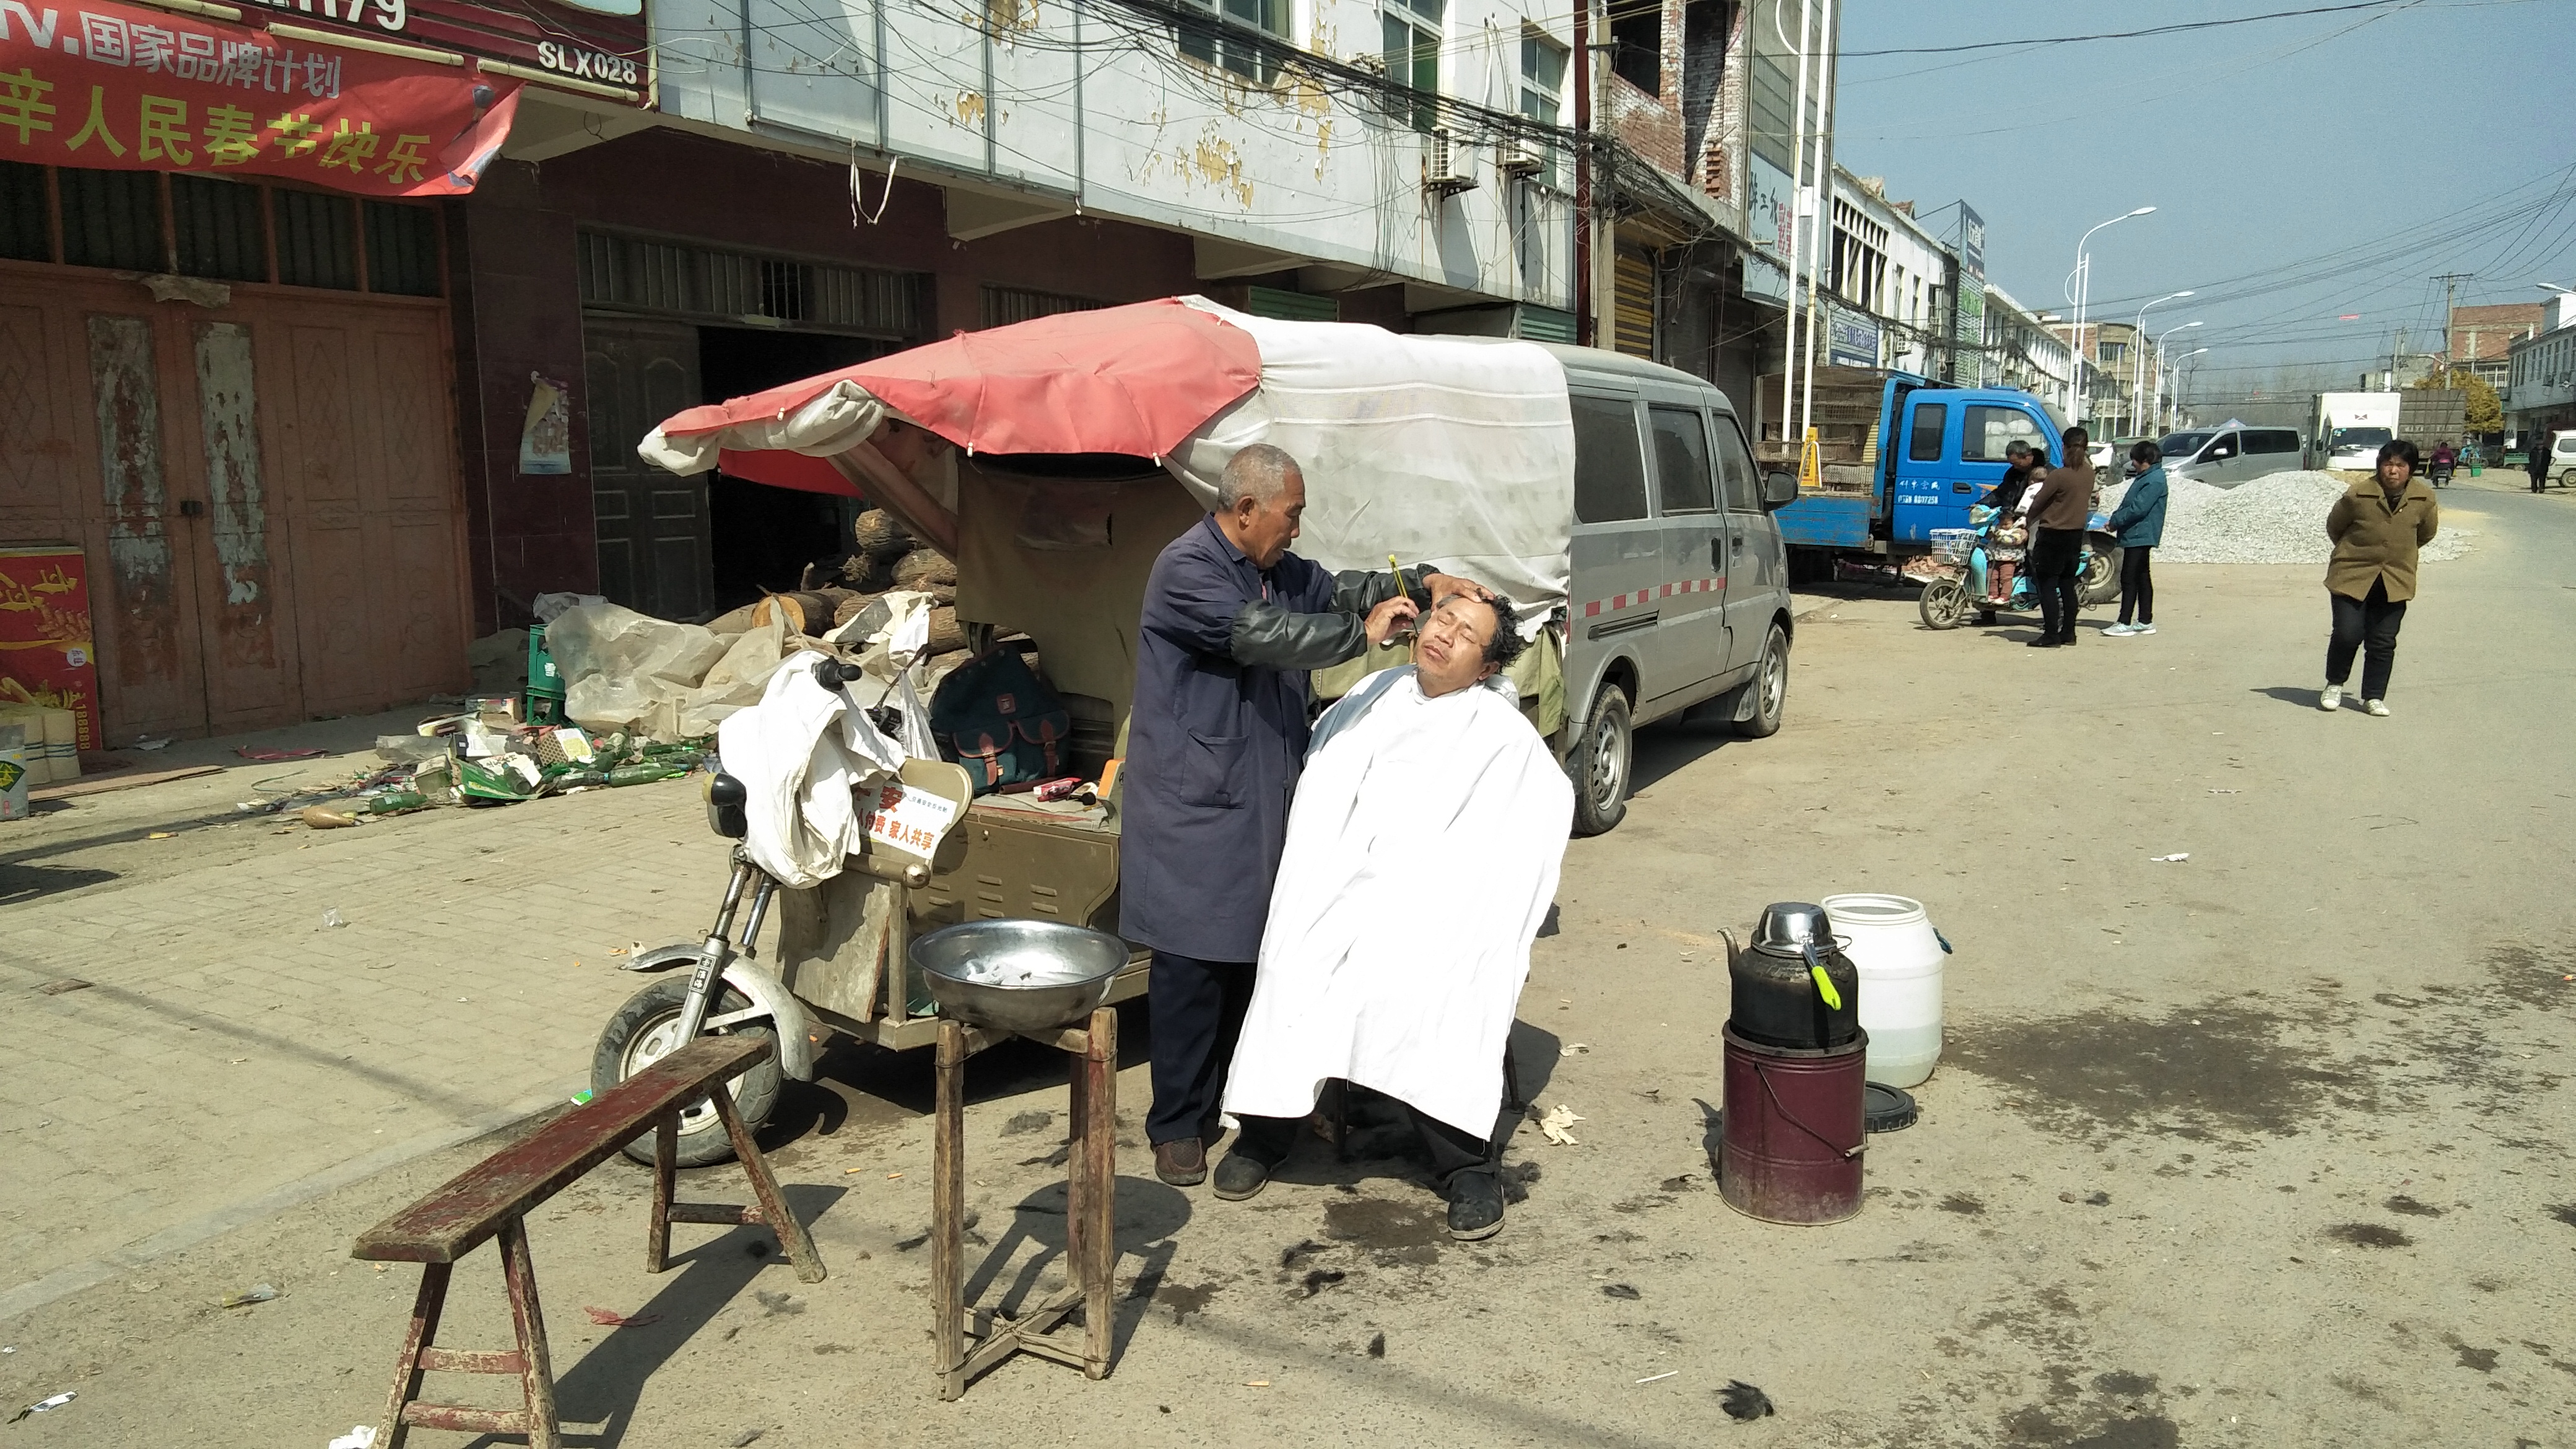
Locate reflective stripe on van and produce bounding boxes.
[1580,574,1728,617]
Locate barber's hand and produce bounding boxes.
[1419,570,1492,604]
[1364,595,1421,647]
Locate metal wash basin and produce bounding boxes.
[910,920,1129,1033]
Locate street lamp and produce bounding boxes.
[2068,206,2156,424]
[2131,291,2194,436]
[2167,347,2208,432]
[2151,320,2203,438]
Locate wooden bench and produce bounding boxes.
[352,1035,824,1448]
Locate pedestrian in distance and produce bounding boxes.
[2021,427,2094,647]
[2532,430,2554,494]
[2428,439,2456,488]
[2101,440,2167,637]
[2318,439,2439,717]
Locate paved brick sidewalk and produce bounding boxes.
[0,722,726,1315]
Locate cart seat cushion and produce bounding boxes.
[351,1035,773,1265]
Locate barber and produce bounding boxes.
[1123,442,1485,1187]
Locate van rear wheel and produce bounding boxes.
[1569,687,1632,836]
[1736,624,1789,739]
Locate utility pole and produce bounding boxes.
[2431,271,2472,375]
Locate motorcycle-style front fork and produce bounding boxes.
[671,850,778,1045]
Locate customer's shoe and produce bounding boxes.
[1446,1174,1506,1241]
[2318,684,2343,711]
[2027,636,2060,648]
[2102,623,2137,637]
[1152,1138,1207,1187]
[2130,623,2156,635]
[2056,629,2077,645]
[1210,1151,1272,1201]
[2364,698,2391,717]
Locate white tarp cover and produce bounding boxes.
[637,382,890,476]
[1221,666,1573,1136]
[1166,298,1573,632]
[716,662,907,889]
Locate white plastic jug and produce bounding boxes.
[1822,893,1944,1087]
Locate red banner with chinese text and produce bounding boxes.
[0,0,520,196]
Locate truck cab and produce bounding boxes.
[1759,367,2073,554]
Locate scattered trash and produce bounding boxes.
[321,908,346,928]
[1719,1380,1775,1421]
[135,738,170,751]
[754,1290,804,1316]
[2058,1190,2112,1206]
[729,1430,765,1449]
[326,1427,378,1449]
[146,830,174,840]
[37,978,90,996]
[1538,1104,1585,1146]
[582,1305,661,1328]
[569,1089,594,1107]
[302,806,360,829]
[1559,1043,1590,1057]
[1365,1331,1386,1359]
[1602,1283,1641,1300]
[2209,788,2240,795]
[1634,1370,1677,1385]
[1280,1239,1325,1269]
[1298,1269,1345,1297]
[238,746,326,760]
[9,1392,75,1422]
[220,1283,281,1308]
[2149,853,2189,863]
[1245,1380,1271,1388]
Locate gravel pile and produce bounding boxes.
[2094,470,2472,565]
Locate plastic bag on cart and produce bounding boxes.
[827,591,942,760]
[716,660,907,889]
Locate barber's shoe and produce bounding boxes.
[1210,1151,1271,1201]
[1447,1175,1505,1241]
[2318,684,2343,712]
[1152,1138,1206,1187]
[2364,698,2391,717]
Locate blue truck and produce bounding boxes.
[1752,367,2120,603]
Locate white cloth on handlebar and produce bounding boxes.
[717,663,907,889]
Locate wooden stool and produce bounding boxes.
[353,1038,824,1447]
[932,1007,1116,1400]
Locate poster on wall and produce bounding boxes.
[519,373,572,475]
[1827,308,1882,368]
[0,546,101,752]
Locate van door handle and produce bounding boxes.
[1711,538,1723,570]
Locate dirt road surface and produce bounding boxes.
[2,477,2568,1447]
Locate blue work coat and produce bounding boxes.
[2105,466,2169,548]
[1119,516,1341,962]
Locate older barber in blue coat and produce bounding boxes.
[1123,443,1486,1187]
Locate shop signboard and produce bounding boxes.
[1827,307,1881,368]
[0,0,521,195]
[228,0,648,96]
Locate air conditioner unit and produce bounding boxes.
[1424,128,1477,196]
[1495,139,1544,179]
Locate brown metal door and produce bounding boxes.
[583,317,710,620]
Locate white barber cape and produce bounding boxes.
[1222,666,1573,1137]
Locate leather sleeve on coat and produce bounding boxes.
[1229,599,1368,670]
[1328,566,1426,617]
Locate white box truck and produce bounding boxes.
[2308,392,2400,471]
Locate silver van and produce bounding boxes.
[1546,347,1798,834]
[2161,424,2305,488]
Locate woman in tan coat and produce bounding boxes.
[2320,439,2439,715]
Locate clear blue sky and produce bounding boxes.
[1830,0,2576,394]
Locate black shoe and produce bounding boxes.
[2058,630,2077,645]
[1211,1151,1272,1201]
[1153,1138,1206,1187]
[2027,636,2059,648]
[1447,1174,1505,1240]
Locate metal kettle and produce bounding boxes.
[1727,902,1861,1050]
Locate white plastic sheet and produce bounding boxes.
[1167,298,1575,632]
[547,603,728,741]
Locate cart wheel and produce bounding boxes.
[2081,541,2123,606]
[595,975,781,1167]
[1918,577,1969,630]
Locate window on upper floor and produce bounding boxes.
[1383,0,1442,131]
[1518,32,1568,185]
[1180,0,1289,83]
[1610,1,1660,96]
[2098,341,2126,364]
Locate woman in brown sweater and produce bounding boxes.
[2319,439,2439,715]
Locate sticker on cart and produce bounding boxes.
[861,782,962,856]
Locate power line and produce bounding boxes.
[1839,0,2428,59]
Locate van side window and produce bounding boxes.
[2248,430,2300,455]
[1713,416,1761,512]
[1961,405,2046,461]
[1908,402,1947,462]
[1648,406,1717,513]
[1571,394,1650,523]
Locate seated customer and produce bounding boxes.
[1210,590,1573,1241]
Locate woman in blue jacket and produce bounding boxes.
[2102,440,2169,637]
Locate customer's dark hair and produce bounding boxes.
[1475,593,1527,671]
[2063,425,2090,450]
[2004,440,2034,459]
[2130,439,2162,466]
[2379,438,2421,470]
